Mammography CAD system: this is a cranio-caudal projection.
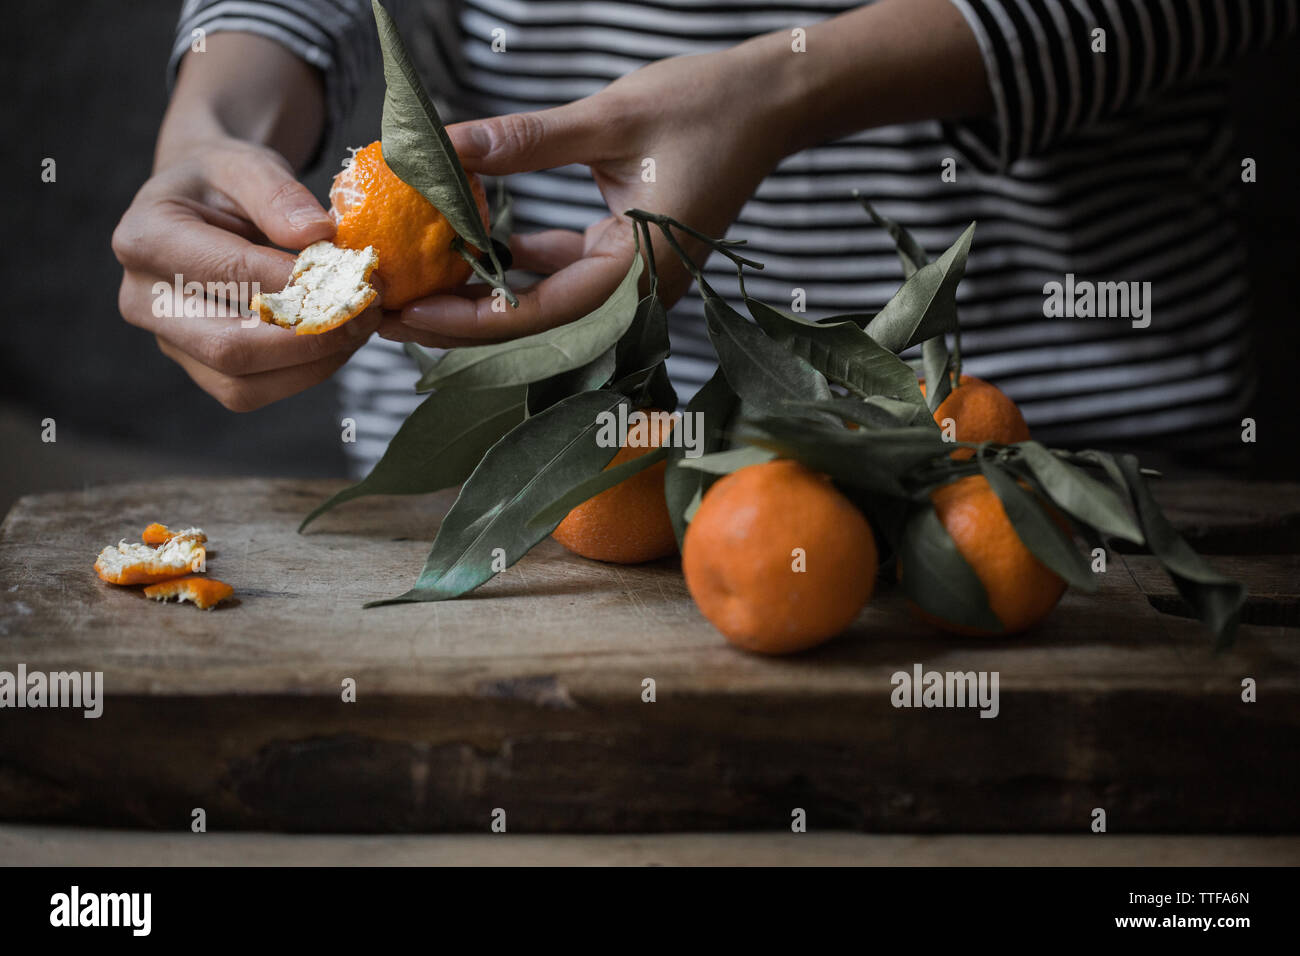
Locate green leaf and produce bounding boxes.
[813,312,873,328]
[300,384,525,531]
[861,198,963,391]
[612,360,678,412]
[1070,449,1129,489]
[897,502,1002,632]
[525,347,615,416]
[403,342,441,378]
[921,336,953,412]
[857,196,928,278]
[675,446,776,475]
[616,290,671,379]
[664,368,737,544]
[702,287,832,414]
[865,222,975,354]
[1114,455,1246,647]
[373,2,498,263]
[788,396,938,430]
[486,182,515,273]
[978,457,1098,592]
[416,252,643,391]
[1016,442,1144,545]
[745,297,926,405]
[527,445,669,530]
[368,390,624,605]
[607,286,676,409]
[683,487,704,524]
[740,417,952,498]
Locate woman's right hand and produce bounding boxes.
[112,33,379,412]
[112,139,382,412]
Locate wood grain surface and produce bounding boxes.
[0,477,1296,833]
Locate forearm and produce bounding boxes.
[157,33,326,171]
[750,0,1300,171]
[729,0,991,158]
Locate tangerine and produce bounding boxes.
[920,375,1030,458]
[913,474,1066,635]
[551,409,679,564]
[329,141,490,308]
[682,459,878,654]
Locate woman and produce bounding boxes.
[113,0,1297,474]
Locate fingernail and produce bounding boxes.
[287,206,332,229]
[465,125,492,159]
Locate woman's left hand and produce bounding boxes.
[379,35,804,348]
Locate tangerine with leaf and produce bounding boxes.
[329,140,491,308]
[551,409,679,564]
[920,374,1030,457]
[906,474,1066,635]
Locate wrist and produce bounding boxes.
[730,15,873,160]
[735,0,991,160]
[722,31,814,165]
[154,99,232,170]
[158,33,326,172]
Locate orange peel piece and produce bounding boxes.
[143,575,234,610]
[94,532,207,585]
[251,241,379,334]
[141,523,206,547]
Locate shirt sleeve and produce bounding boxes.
[944,0,1300,171]
[168,0,396,167]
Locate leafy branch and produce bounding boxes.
[373,0,516,306]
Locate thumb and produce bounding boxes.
[208,147,336,249]
[447,101,612,175]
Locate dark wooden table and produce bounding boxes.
[0,478,1296,833]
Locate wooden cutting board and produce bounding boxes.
[0,477,1297,833]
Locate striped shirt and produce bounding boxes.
[172,0,1296,475]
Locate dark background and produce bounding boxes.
[2,2,1297,515]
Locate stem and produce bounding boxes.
[654,220,706,283]
[491,177,511,236]
[1052,448,1162,478]
[636,218,658,287]
[625,209,766,273]
[733,260,750,301]
[452,237,519,308]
